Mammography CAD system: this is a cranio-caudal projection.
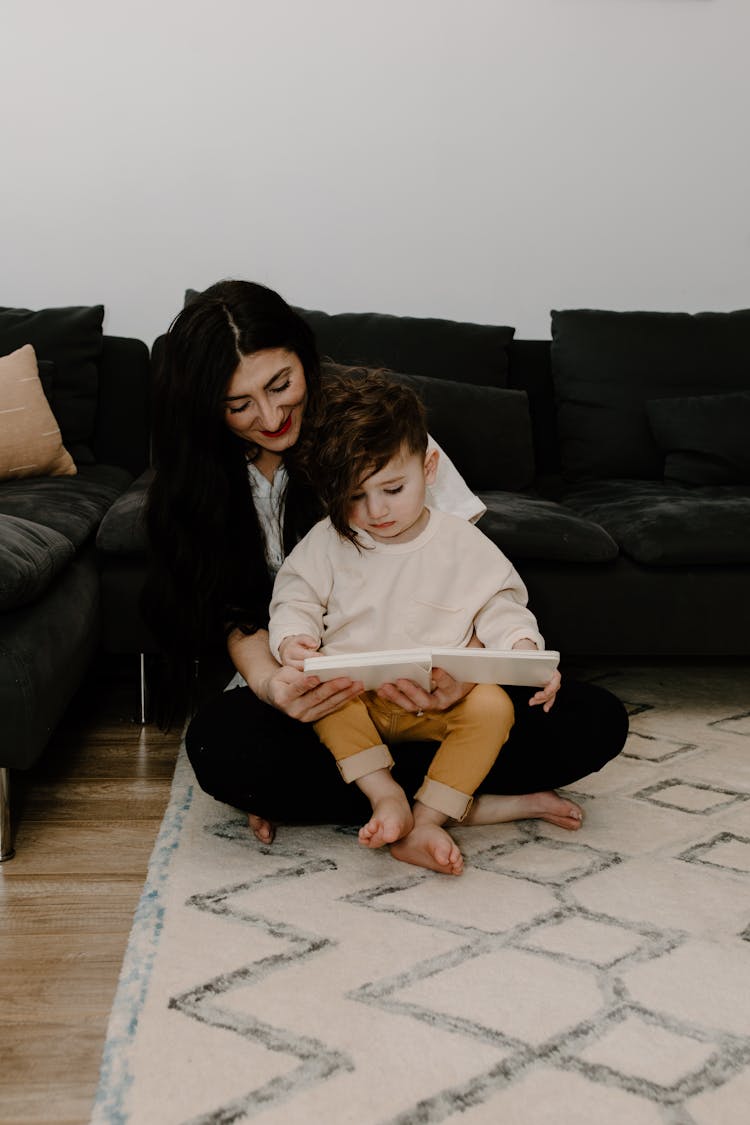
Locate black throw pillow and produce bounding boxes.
[324,363,535,492]
[647,390,750,485]
[388,371,534,491]
[551,308,750,481]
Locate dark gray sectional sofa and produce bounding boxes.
[4,297,748,859]
[0,305,149,860]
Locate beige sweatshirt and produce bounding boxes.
[269,507,544,660]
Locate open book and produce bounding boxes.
[303,647,560,691]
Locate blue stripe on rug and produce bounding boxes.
[90,744,194,1125]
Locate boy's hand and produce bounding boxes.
[529,669,561,712]
[278,634,320,670]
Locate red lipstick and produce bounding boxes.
[260,415,293,438]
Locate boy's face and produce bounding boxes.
[347,445,439,544]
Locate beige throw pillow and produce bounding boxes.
[0,344,77,479]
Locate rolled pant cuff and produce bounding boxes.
[336,744,395,784]
[414,778,474,821]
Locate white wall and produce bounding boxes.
[2,0,748,346]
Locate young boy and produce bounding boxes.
[268,371,560,875]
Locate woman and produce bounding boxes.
[145,279,628,846]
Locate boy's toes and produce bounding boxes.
[442,843,464,874]
[359,818,396,848]
[358,820,379,847]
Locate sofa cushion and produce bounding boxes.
[563,479,750,565]
[0,464,132,550]
[323,363,535,492]
[1,548,100,770]
[477,491,619,563]
[96,468,152,554]
[0,514,76,610]
[298,305,515,388]
[551,308,750,482]
[0,304,105,464]
[647,391,750,485]
[0,346,77,480]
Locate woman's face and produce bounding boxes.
[223,348,307,458]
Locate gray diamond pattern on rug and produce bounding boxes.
[91,663,750,1124]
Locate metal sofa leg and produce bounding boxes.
[140,652,148,725]
[0,768,14,861]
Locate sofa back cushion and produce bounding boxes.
[551,308,750,481]
[297,306,515,388]
[0,304,105,464]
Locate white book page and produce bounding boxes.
[430,648,560,687]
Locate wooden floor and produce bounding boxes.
[0,662,182,1125]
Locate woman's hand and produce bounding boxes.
[376,666,474,714]
[262,665,364,723]
[228,627,362,722]
[510,636,560,712]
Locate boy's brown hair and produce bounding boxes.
[299,366,428,544]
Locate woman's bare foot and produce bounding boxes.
[390,822,464,875]
[248,813,275,844]
[461,790,584,831]
[359,794,414,848]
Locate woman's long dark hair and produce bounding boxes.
[142,280,323,721]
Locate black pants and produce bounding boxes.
[185,679,629,824]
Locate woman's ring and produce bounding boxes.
[415,709,424,717]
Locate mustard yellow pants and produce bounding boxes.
[313,683,515,821]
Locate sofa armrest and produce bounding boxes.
[96,468,152,555]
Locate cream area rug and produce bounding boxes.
[91,663,750,1125]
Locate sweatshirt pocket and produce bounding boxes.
[405,599,471,647]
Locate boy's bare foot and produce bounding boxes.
[390,822,464,875]
[355,767,413,848]
[248,813,276,844]
[359,794,414,848]
[460,790,584,831]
